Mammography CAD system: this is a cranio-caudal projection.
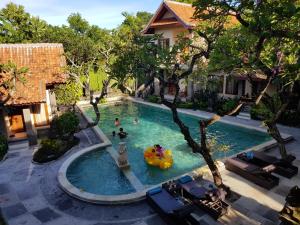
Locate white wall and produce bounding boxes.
[154,27,187,46]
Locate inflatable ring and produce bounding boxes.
[144,146,173,169]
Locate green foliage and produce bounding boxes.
[216,98,239,116]
[279,110,300,127]
[0,61,28,105]
[146,95,161,103]
[54,81,82,106]
[0,134,8,160]
[89,68,107,91]
[50,112,79,140]
[177,102,194,109]
[250,104,273,120]
[33,137,79,163]
[67,13,89,34]
[251,104,300,127]
[40,139,61,152]
[0,3,48,43]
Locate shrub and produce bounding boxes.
[216,98,239,115]
[100,98,107,104]
[146,95,160,103]
[279,110,300,127]
[198,101,209,110]
[0,135,8,160]
[250,104,272,120]
[177,102,194,109]
[50,112,79,140]
[33,138,79,163]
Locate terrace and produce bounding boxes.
[0,98,299,225]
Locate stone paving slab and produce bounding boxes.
[32,207,61,223]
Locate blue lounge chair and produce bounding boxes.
[174,175,229,219]
[146,186,199,225]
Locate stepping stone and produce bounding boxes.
[0,183,10,195]
[32,207,61,223]
[1,203,27,219]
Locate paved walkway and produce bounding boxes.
[0,107,299,225]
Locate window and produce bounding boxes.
[225,79,239,95]
[158,38,170,49]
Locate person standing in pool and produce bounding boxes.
[118,128,127,139]
[114,118,120,127]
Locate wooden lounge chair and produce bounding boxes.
[174,176,229,220]
[225,157,279,189]
[237,151,298,178]
[146,187,199,225]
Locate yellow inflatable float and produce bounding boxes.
[144,145,173,169]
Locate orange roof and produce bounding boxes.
[164,1,196,26]
[0,43,67,106]
[143,0,196,34]
[150,18,181,27]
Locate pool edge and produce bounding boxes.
[57,98,294,205]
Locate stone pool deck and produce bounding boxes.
[0,105,299,225]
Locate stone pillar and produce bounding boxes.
[245,80,252,97]
[48,90,57,116]
[187,79,194,100]
[222,75,227,95]
[117,142,130,169]
[154,78,160,96]
[22,108,37,145]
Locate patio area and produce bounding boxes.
[0,107,299,225]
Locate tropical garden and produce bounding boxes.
[0,0,300,224]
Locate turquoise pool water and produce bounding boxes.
[67,102,271,195]
[67,150,135,195]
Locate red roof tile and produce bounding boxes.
[164,1,196,27]
[0,43,67,106]
[143,0,196,34]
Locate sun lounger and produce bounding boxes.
[173,175,229,219]
[146,187,199,225]
[237,151,298,178]
[225,157,279,189]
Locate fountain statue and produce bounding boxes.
[117,142,130,169]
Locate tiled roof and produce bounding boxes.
[164,0,196,27]
[143,0,196,34]
[0,43,67,106]
[150,18,181,27]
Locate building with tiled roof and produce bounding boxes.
[0,43,67,144]
[142,0,270,102]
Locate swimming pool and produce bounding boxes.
[66,101,271,196]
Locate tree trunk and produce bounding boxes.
[200,121,223,187]
[265,121,288,159]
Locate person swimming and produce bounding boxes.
[114,118,120,127]
[118,128,127,139]
[133,118,139,124]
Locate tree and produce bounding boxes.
[0,61,28,107]
[194,0,300,159]
[0,3,48,43]
[114,16,231,189]
[54,81,83,110]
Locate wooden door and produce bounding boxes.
[10,115,25,133]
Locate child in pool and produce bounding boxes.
[154,144,164,158]
[114,118,120,127]
[112,131,116,137]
